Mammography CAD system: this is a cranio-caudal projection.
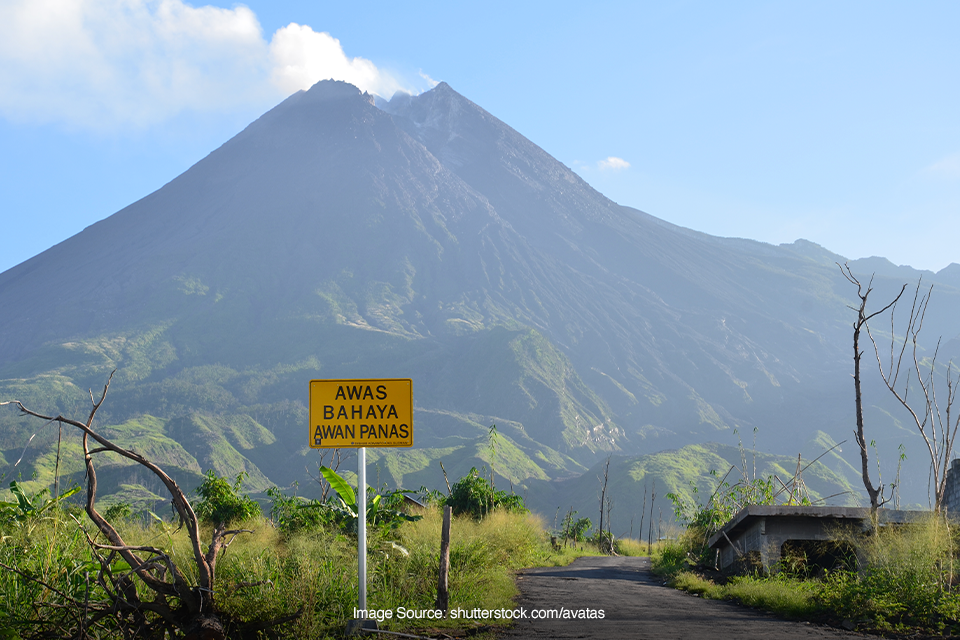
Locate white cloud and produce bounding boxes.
[418,70,439,88]
[598,156,630,171]
[923,153,960,180]
[0,0,412,130]
[269,24,404,99]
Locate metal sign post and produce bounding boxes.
[358,446,367,611]
[308,378,412,633]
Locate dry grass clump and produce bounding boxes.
[659,512,960,634]
[818,513,960,632]
[615,537,649,556]
[1,506,580,638]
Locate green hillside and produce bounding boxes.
[2,79,958,526]
[521,434,860,538]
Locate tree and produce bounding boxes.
[864,279,960,512]
[1,373,297,639]
[839,264,906,512]
[597,456,612,554]
[445,467,526,518]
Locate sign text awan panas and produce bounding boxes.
[309,379,413,448]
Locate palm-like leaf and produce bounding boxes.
[319,466,356,507]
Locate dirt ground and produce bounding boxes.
[496,556,863,640]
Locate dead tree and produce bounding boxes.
[312,447,345,500]
[865,279,960,512]
[597,456,611,553]
[839,264,907,512]
[1,373,298,639]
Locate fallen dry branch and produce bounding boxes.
[1,373,300,639]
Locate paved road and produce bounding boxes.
[497,556,862,640]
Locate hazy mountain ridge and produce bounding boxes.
[1,79,958,517]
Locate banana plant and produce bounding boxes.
[317,466,421,531]
[319,465,357,515]
[0,481,81,527]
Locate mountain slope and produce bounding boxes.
[1,80,959,514]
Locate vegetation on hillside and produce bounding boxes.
[654,477,960,635]
[0,465,584,639]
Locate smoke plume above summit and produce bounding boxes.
[0,0,412,130]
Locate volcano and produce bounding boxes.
[2,80,959,519]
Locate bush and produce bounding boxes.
[0,481,81,529]
[652,537,693,576]
[815,515,960,632]
[268,470,423,536]
[267,486,333,533]
[559,510,592,544]
[614,537,647,556]
[103,501,133,522]
[193,470,261,526]
[445,467,526,519]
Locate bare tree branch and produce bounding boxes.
[839,263,906,511]
[863,278,960,511]
[2,372,301,639]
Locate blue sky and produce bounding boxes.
[2,1,959,274]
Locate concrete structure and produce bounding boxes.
[943,459,960,514]
[707,505,929,573]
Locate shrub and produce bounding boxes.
[652,537,693,576]
[614,537,646,556]
[815,514,960,631]
[103,501,133,522]
[193,470,261,526]
[317,466,423,533]
[267,486,333,533]
[445,467,526,519]
[559,510,592,544]
[0,481,81,529]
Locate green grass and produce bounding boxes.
[614,537,647,556]
[655,514,960,635]
[672,571,821,619]
[0,506,587,639]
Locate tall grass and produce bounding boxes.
[654,512,960,634]
[817,513,960,632]
[671,571,821,619]
[0,507,578,638]
[651,532,699,575]
[614,537,654,557]
[0,510,94,632]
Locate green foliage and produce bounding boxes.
[193,470,261,526]
[267,486,332,533]
[0,504,579,638]
[667,470,780,538]
[103,501,133,521]
[413,485,446,506]
[652,537,693,575]
[559,509,592,543]
[0,481,81,528]
[445,467,527,519]
[269,468,423,536]
[319,465,355,506]
[815,515,960,632]
[664,432,822,568]
[320,465,423,532]
[570,517,592,541]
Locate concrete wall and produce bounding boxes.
[707,506,933,573]
[714,514,860,572]
[943,459,960,514]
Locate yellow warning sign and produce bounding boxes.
[309,379,413,448]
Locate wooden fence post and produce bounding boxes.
[436,505,451,614]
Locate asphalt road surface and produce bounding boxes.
[497,556,861,640]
